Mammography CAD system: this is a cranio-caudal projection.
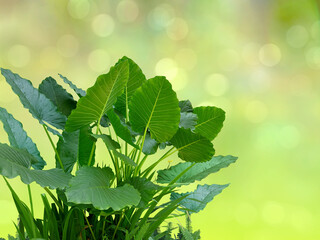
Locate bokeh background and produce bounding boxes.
[0,0,319,239]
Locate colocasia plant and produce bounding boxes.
[0,57,237,240]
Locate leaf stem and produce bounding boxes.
[88,121,100,166]
[83,210,96,240]
[43,125,65,171]
[27,184,34,217]
[112,212,124,240]
[43,187,64,213]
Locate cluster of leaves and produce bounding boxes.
[0,56,237,239]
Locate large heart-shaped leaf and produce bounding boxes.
[65,60,129,132]
[58,73,86,98]
[66,166,140,210]
[0,68,67,133]
[114,56,146,117]
[157,155,237,185]
[193,106,225,140]
[0,143,72,189]
[0,107,46,169]
[170,128,215,162]
[171,184,229,213]
[38,77,77,116]
[129,76,180,143]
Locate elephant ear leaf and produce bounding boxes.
[0,68,67,135]
[0,107,46,170]
[170,128,215,162]
[129,76,180,143]
[66,166,141,210]
[171,184,229,214]
[193,106,225,141]
[58,73,86,98]
[0,143,72,189]
[38,77,77,116]
[114,56,147,118]
[65,59,129,132]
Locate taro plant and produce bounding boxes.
[0,57,237,240]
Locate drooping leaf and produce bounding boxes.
[142,132,159,155]
[38,77,77,116]
[107,108,138,148]
[193,106,225,141]
[114,56,147,117]
[58,73,86,98]
[170,128,215,162]
[65,60,129,132]
[92,134,136,167]
[0,107,46,169]
[179,112,198,131]
[0,68,67,133]
[171,184,229,214]
[157,155,237,185]
[129,76,180,143]
[179,100,193,113]
[78,126,96,167]
[66,166,140,210]
[0,143,72,189]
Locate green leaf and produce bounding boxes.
[142,132,159,155]
[65,60,129,132]
[179,100,193,113]
[0,107,46,170]
[114,56,147,117]
[0,68,67,132]
[78,126,96,167]
[59,73,86,97]
[171,184,229,214]
[179,225,194,240]
[66,166,140,210]
[107,108,138,148]
[0,143,72,189]
[129,76,180,143]
[38,77,77,116]
[179,112,198,131]
[193,106,225,141]
[157,155,237,185]
[92,134,137,167]
[170,128,215,162]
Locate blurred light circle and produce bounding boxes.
[57,34,79,57]
[117,0,139,23]
[242,42,260,66]
[261,202,285,225]
[290,207,313,232]
[88,49,110,72]
[68,0,90,19]
[7,45,31,67]
[279,125,300,149]
[218,49,240,71]
[259,44,281,67]
[249,69,270,93]
[205,73,229,97]
[286,25,308,48]
[171,68,188,91]
[305,47,320,68]
[234,202,258,226]
[92,14,114,37]
[155,58,178,80]
[40,47,62,69]
[148,4,175,30]
[175,48,197,70]
[245,100,268,123]
[166,18,189,41]
[0,81,16,103]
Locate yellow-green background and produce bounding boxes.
[0,0,319,239]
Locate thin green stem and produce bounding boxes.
[27,185,34,217]
[136,127,148,165]
[133,155,148,176]
[83,210,96,240]
[43,125,65,171]
[88,122,100,166]
[43,187,64,213]
[112,212,124,240]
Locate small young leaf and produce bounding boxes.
[179,112,198,131]
[65,60,129,132]
[142,132,159,155]
[129,76,180,143]
[171,184,229,214]
[179,100,193,113]
[58,73,86,98]
[38,77,77,116]
[0,107,46,169]
[66,166,140,210]
[193,106,225,140]
[0,68,67,132]
[170,128,215,162]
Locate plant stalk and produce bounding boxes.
[27,184,34,217]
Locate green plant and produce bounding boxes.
[0,56,237,240]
